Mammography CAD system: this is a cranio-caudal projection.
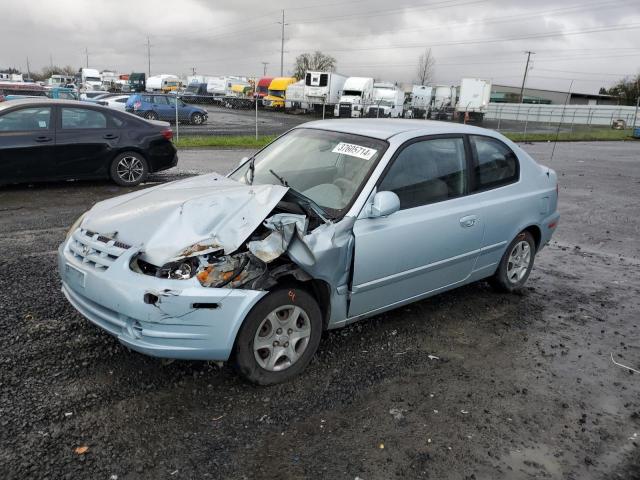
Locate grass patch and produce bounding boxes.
[175,135,277,148]
[505,129,634,142]
[174,128,636,149]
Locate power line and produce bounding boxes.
[287,22,640,53]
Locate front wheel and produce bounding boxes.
[109,152,148,186]
[233,288,322,385]
[490,231,536,292]
[190,112,205,125]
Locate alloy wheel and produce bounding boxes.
[116,155,144,183]
[506,240,532,284]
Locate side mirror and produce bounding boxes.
[367,191,400,218]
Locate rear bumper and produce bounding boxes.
[58,240,265,361]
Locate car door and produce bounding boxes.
[465,135,523,273]
[54,106,122,179]
[0,105,55,183]
[151,95,173,120]
[348,136,485,317]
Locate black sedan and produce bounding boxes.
[0,99,178,187]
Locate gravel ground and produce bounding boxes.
[0,141,639,479]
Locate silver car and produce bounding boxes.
[58,119,559,384]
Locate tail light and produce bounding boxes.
[161,128,173,140]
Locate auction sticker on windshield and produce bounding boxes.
[332,142,377,160]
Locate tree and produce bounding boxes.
[415,48,435,85]
[600,74,640,106]
[292,51,336,79]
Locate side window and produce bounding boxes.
[320,74,329,87]
[142,95,153,103]
[153,96,168,105]
[379,137,466,210]
[470,136,519,190]
[61,108,107,129]
[0,107,52,131]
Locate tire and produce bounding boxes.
[489,231,536,292]
[233,288,322,385]
[145,111,158,120]
[109,151,148,186]
[190,112,204,125]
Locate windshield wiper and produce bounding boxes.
[269,169,330,223]
[269,169,288,187]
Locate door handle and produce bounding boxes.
[459,215,479,228]
[103,134,119,140]
[34,136,52,143]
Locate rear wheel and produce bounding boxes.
[109,151,148,186]
[233,288,322,385]
[490,231,536,292]
[145,111,158,120]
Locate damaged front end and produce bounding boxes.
[59,173,356,362]
[130,211,316,292]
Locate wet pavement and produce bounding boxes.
[0,141,638,479]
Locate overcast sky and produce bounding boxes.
[4,0,639,93]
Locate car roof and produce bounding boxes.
[0,98,138,116]
[300,118,493,140]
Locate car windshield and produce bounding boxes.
[268,89,285,97]
[229,128,388,215]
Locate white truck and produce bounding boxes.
[455,78,491,124]
[334,77,374,118]
[407,85,433,119]
[366,82,404,118]
[146,74,181,93]
[206,76,248,97]
[285,80,310,113]
[80,68,102,91]
[304,71,347,111]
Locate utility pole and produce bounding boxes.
[277,10,287,76]
[146,36,152,77]
[26,57,31,79]
[192,67,196,76]
[261,62,269,76]
[519,51,534,103]
[85,47,89,68]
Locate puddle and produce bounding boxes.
[502,445,563,479]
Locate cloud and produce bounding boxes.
[3,0,639,93]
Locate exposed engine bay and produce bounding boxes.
[129,194,325,291]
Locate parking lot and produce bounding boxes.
[0,141,639,479]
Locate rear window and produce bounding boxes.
[470,136,519,191]
[61,108,123,129]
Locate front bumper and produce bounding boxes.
[58,237,266,361]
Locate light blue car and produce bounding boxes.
[58,119,559,384]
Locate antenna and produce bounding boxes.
[550,79,573,162]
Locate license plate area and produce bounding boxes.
[65,263,86,289]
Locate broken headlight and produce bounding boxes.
[158,258,199,280]
[66,212,87,240]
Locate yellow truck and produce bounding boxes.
[263,77,297,109]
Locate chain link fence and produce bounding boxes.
[122,79,640,142]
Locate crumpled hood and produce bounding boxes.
[81,173,288,266]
